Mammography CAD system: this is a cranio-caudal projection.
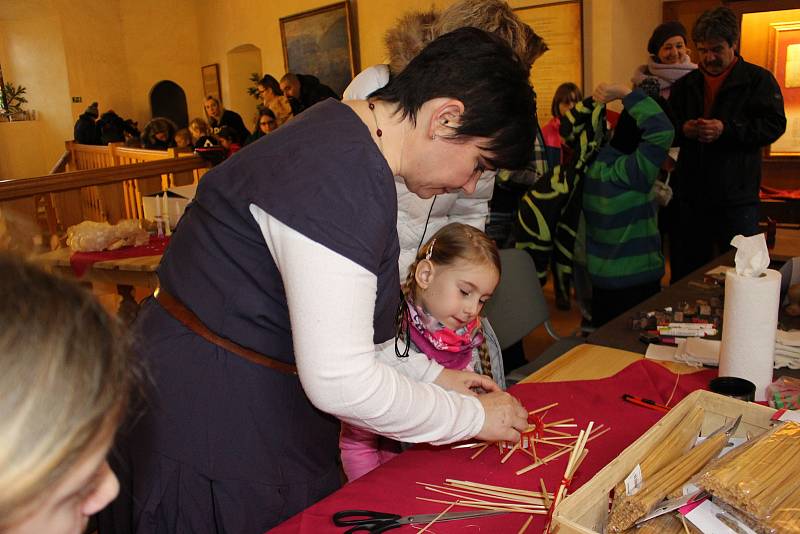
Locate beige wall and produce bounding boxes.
[741,9,800,69]
[0,7,72,179]
[1,0,669,180]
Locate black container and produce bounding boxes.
[709,376,757,402]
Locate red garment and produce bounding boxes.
[702,56,738,116]
[227,143,242,157]
[69,236,169,277]
[760,186,800,200]
[271,360,717,533]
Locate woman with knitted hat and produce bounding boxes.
[632,21,697,99]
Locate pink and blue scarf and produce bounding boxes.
[406,299,484,370]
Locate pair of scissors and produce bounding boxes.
[333,509,509,532]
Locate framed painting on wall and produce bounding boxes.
[767,21,800,157]
[201,63,222,103]
[514,1,583,125]
[279,1,358,98]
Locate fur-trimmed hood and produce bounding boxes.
[384,10,438,76]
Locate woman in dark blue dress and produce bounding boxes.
[102,28,538,533]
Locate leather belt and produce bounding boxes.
[155,288,298,375]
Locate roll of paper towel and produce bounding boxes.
[719,268,781,401]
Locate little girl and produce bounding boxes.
[340,222,503,481]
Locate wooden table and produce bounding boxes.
[35,247,160,322]
[520,343,702,384]
[35,246,161,289]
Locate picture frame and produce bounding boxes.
[514,1,584,125]
[767,22,800,157]
[201,63,222,103]
[279,1,358,98]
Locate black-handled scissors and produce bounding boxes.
[333,509,508,533]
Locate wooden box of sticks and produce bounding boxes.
[552,389,775,534]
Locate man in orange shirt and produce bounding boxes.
[667,7,785,283]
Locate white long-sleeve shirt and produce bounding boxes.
[250,204,485,445]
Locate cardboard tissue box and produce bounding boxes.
[142,184,197,229]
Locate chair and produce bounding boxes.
[482,248,584,385]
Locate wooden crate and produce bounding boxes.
[553,390,776,534]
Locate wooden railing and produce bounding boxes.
[59,141,209,225]
[0,157,210,201]
[0,151,209,247]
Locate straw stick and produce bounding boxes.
[517,515,534,533]
[545,418,575,427]
[451,442,483,449]
[517,426,610,475]
[470,443,489,459]
[417,502,454,534]
[543,428,574,437]
[421,486,546,510]
[529,402,559,415]
[445,479,550,498]
[545,422,594,533]
[418,483,547,506]
[416,497,544,514]
[501,442,520,463]
[540,479,551,508]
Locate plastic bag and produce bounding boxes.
[66,219,148,252]
[697,421,800,533]
[766,377,800,410]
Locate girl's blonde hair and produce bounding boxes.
[0,254,135,527]
[402,223,501,380]
[189,117,210,137]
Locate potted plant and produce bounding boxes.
[1,82,29,121]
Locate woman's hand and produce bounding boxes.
[434,368,500,397]
[592,83,632,104]
[475,392,529,443]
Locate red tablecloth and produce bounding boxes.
[270,360,716,533]
[69,236,169,277]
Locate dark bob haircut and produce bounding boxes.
[370,27,537,171]
[692,7,739,47]
[259,74,283,96]
[550,82,582,119]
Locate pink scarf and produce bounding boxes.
[406,299,484,370]
[631,56,697,99]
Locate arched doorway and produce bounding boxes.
[149,80,188,129]
[226,44,263,126]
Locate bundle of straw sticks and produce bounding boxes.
[607,430,729,531]
[698,421,800,532]
[610,406,704,512]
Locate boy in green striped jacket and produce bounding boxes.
[583,83,675,327]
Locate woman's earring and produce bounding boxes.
[431,134,437,141]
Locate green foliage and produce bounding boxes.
[247,72,261,100]
[1,82,27,113]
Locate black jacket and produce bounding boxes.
[74,113,100,145]
[296,74,339,111]
[210,109,250,145]
[668,56,785,207]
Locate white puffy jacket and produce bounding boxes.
[344,64,494,277]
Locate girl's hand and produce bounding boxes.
[475,392,529,443]
[592,83,632,104]
[434,368,499,397]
